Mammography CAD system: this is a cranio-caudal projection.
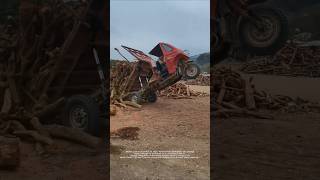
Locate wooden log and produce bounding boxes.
[244,78,256,110]
[114,102,127,108]
[186,85,190,96]
[30,117,50,137]
[0,137,20,169]
[13,130,53,145]
[122,101,142,108]
[10,120,27,131]
[34,97,65,119]
[44,125,102,148]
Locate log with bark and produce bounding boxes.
[110,61,135,105]
[0,1,104,165]
[44,125,102,148]
[110,61,144,110]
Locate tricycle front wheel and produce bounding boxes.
[185,63,200,79]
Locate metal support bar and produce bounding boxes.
[114,48,130,63]
[93,48,107,101]
[138,76,143,88]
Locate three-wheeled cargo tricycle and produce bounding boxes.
[114,42,201,105]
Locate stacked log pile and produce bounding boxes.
[159,82,208,99]
[185,74,210,86]
[212,67,320,119]
[110,61,134,104]
[241,43,320,77]
[0,0,102,168]
[110,61,142,110]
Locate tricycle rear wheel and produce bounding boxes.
[147,91,157,103]
[62,95,100,136]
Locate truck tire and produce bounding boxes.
[63,95,100,136]
[130,92,143,105]
[147,91,157,103]
[238,6,288,55]
[185,63,201,79]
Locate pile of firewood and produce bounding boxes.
[159,82,208,99]
[241,43,320,77]
[212,67,320,119]
[110,61,134,103]
[186,74,210,86]
[0,1,103,168]
[110,61,143,109]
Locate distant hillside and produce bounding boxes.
[195,53,210,65]
[189,54,200,61]
[194,53,210,73]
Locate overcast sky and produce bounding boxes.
[110,0,210,60]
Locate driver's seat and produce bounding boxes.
[156,61,169,79]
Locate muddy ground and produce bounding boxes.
[0,140,108,180]
[213,69,320,180]
[213,112,320,180]
[110,91,210,180]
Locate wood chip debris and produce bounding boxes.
[159,82,208,99]
[185,74,210,86]
[241,43,320,77]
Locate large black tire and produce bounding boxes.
[147,91,157,103]
[130,92,143,105]
[185,63,201,79]
[238,6,289,55]
[63,95,100,136]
